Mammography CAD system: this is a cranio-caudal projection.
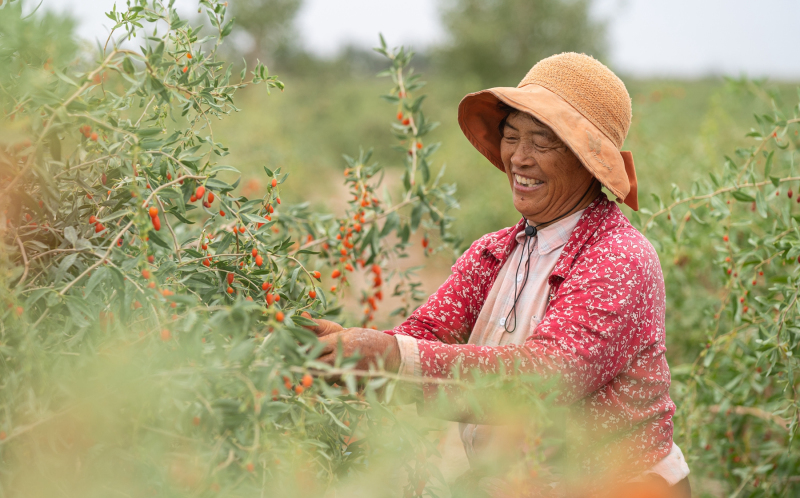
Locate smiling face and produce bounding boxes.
[500,110,600,225]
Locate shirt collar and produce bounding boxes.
[514,208,586,255]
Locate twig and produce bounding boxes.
[14,233,29,288]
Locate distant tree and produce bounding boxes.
[228,0,303,65]
[434,0,607,86]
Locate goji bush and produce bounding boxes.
[0,1,464,495]
[637,80,800,496]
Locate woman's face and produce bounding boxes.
[500,111,597,224]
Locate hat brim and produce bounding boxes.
[458,84,638,210]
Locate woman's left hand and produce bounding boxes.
[317,328,401,373]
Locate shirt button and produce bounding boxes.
[516,274,523,282]
[499,317,506,326]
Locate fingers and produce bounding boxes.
[301,312,344,337]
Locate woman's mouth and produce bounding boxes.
[513,173,544,192]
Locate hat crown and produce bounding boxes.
[518,52,631,149]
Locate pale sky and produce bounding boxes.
[33,0,800,79]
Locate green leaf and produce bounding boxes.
[148,230,171,249]
[732,191,755,202]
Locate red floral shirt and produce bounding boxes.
[388,194,675,474]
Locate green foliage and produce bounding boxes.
[0,1,464,495]
[434,0,606,86]
[636,79,800,496]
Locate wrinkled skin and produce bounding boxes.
[307,110,598,370]
[501,111,600,226]
[305,318,401,374]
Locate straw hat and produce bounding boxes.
[458,52,639,210]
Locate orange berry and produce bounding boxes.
[271,178,278,187]
[148,282,156,289]
[95,222,104,233]
[345,263,354,272]
[255,255,263,267]
[182,66,188,73]
[417,141,423,149]
[15,306,23,317]
[274,294,280,301]
[262,281,271,291]
[192,416,200,426]
[90,132,98,141]
[227,286,234,294]
[275,311,284,322]
[152,215,161,231]
[330,286,337,292]
[239,226,245,234]
[294,385,304,395]
[160,329,170,341]
[142,269,151,279]
[308,290,316,299]
[148,206,158,217]
[187,53,193,59]
[331,269,341,278]
[313,271,321,279]
[207,192,215,203]
[219,210,225,217]
[196,186,205,199]
[252,248,258,257]
[246,462,255,472]
[301,374,313,388]
[190,194,197,202]
[89,215,97,224]
[266,293,274,305]
[402,118,410,126]
[397,111,403,121]
[147,255,155,263]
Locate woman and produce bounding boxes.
[311,53,690,498]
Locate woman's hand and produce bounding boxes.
[317,327,401,373]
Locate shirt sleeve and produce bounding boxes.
[414,244,664,414]
[385,237,495,345]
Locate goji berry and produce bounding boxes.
[397,111,403,121]
[246,462,254,472]
[271,178,277,187]
[190,194,197,202]
[227,286,234,294]
[152,216,161,231]
[226,273,234,284]
[219,210,225,216]
[330,286,337,292]
[89,215,97,224]
[274,294,280,301]
[182,66,188,73]
[95,222,104,233]
[90,132,98,141]
[402,118,410,126]
[239,226,245,234]
[723,235,729,242]
[207,192,215,203]
[345,263,354,272]
[308,290,316,299]
[160,329,170,341]
[262,281,271,291]
[266,293,274,305]
[275,311,284,322]
[196,186,205,199]
[15,306,23,317]
[294,385,304,395]
[301,374,313,388]
[166,172,172,180]
[255,255,263,266]
[313,271,321,279]
[331,269,341,278]
[148,282,156,289]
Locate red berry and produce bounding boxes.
[227,287,234,294]
[219,210,225,217]
[422,238,428,248]
[148,255,155,263]
[203,201,210,208]
[255,255,263,267]
[227,273,234,285]
[89,215,97,224]
[246,462,254,472]
[397,111,403,121]
[274,294,280,301]
[182,66,188,73]
[313,271,321,279]
[331,269,341,278]
[166,172,172,180]
[149,206,158,217]
[196,186,205,199]
[723,235,729,242]
[789,189,793,198]
[207,192,215,203]
[142,269,151,279]
[90,132,98,141]
[95,222,104,233]
[308,290,316,299]
[402,118,410,126]
[345,263,354,272]
[266,293,274,305]
[239,226,245,234]
[275,311,284,322]
[271,178,278,188]
[251,248,258,257]
[190,194,197,203]
[152,215,161,231]
[262,281,271,291]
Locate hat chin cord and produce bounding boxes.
[504,180,596,333]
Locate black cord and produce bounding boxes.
[502,181,596,333]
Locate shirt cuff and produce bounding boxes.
[395,334,421,377]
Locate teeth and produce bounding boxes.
[514,174,543,186]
